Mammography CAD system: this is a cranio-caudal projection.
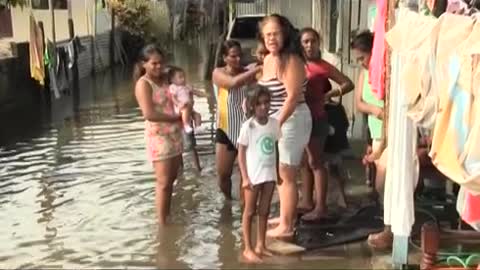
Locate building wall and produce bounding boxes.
[235,0,266,16]
[5,0,111,43]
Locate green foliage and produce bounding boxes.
[0,0,28,8]
[108,0,154,41]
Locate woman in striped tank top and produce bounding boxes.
[212,40,262,200]
[258,14,313,238]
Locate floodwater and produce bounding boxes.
[0,36,398,269]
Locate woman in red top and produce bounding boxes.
[299,28,354,220]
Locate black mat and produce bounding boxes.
[294,204,384,250]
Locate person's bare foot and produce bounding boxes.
[266,225,294,238]
[297,203,313,213]
[243,249,262,263]
[267,217,280,226]
[367,229,393,250]
[301,209,327,221]
[255,246,274,257]
[338,196,348,208]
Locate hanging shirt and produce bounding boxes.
[305,59,333,120]
[368,0,387,100]
[385,10,440,130]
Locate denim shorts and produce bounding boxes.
[273,103,312,166]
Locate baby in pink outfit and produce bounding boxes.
[168,67,202,134]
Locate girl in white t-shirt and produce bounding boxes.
[237,86,280,263]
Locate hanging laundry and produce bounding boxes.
[385,10,440,129]
[66,40,75,69]
[368,0,387,100]
[383,8,420,236]
[55,47,70,92]
[429,14,479,193]
[457,187,480,231]
[45,40,61,99]
[29,14,45,86]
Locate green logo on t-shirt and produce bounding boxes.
[258,135,275,155]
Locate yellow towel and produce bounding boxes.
[29,14,45,86]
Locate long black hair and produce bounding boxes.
[258,14,304,76]
[350,31,374,53]
[246,85,271,119]
[132,44,165,82]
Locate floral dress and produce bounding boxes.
[141,76,183,162]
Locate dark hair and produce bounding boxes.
[132,44,165,82]
[350,31,374,53]
[299,27,322,58]
[221,39,242,57]
[246,85,271,118]
[167,66,184,84]
[299,27,321,42]
[258,14,304,75]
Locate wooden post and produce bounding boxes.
[68,19,80,110]
[110,4,116,67]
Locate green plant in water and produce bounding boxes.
[108,0,154,42]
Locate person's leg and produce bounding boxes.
[181,106,193,132]
[302,135,328,221]
[242,185,262,262]
[255,182,275,256]
[267,164,297,237]
[367,148,393,250]
[268,105,311,237]
[215,143,236,200]
[192,110,202,128]
[153,155,183,225]
[298,153,314,212]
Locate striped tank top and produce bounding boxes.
[216,84,248,145]
[258,78,308,114]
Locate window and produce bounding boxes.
[229,16,263,39]
[31,0,67,10]
[0,7,13,38]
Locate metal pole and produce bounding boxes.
[49,0,56,46]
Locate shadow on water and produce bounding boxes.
[0,33,384,269]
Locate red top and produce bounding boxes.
[305,59,333,120]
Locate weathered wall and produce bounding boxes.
[0,30,120,108]
[4,0,111,43]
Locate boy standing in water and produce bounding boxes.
[238,86,280,263]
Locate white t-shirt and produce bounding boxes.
[237,117,281,185]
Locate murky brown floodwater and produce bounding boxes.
[0,36,400,269]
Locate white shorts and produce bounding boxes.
[273,103,312,166]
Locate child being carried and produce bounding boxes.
[167,66,203,134]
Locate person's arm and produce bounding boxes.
[212,66,262,89]
[354,71,383,119]
[277,55,305,126]
[324,62,355,100]
[135,80,181,123]
[190,87,209,97]
[237,124,251,188]
[238,144,251,188]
